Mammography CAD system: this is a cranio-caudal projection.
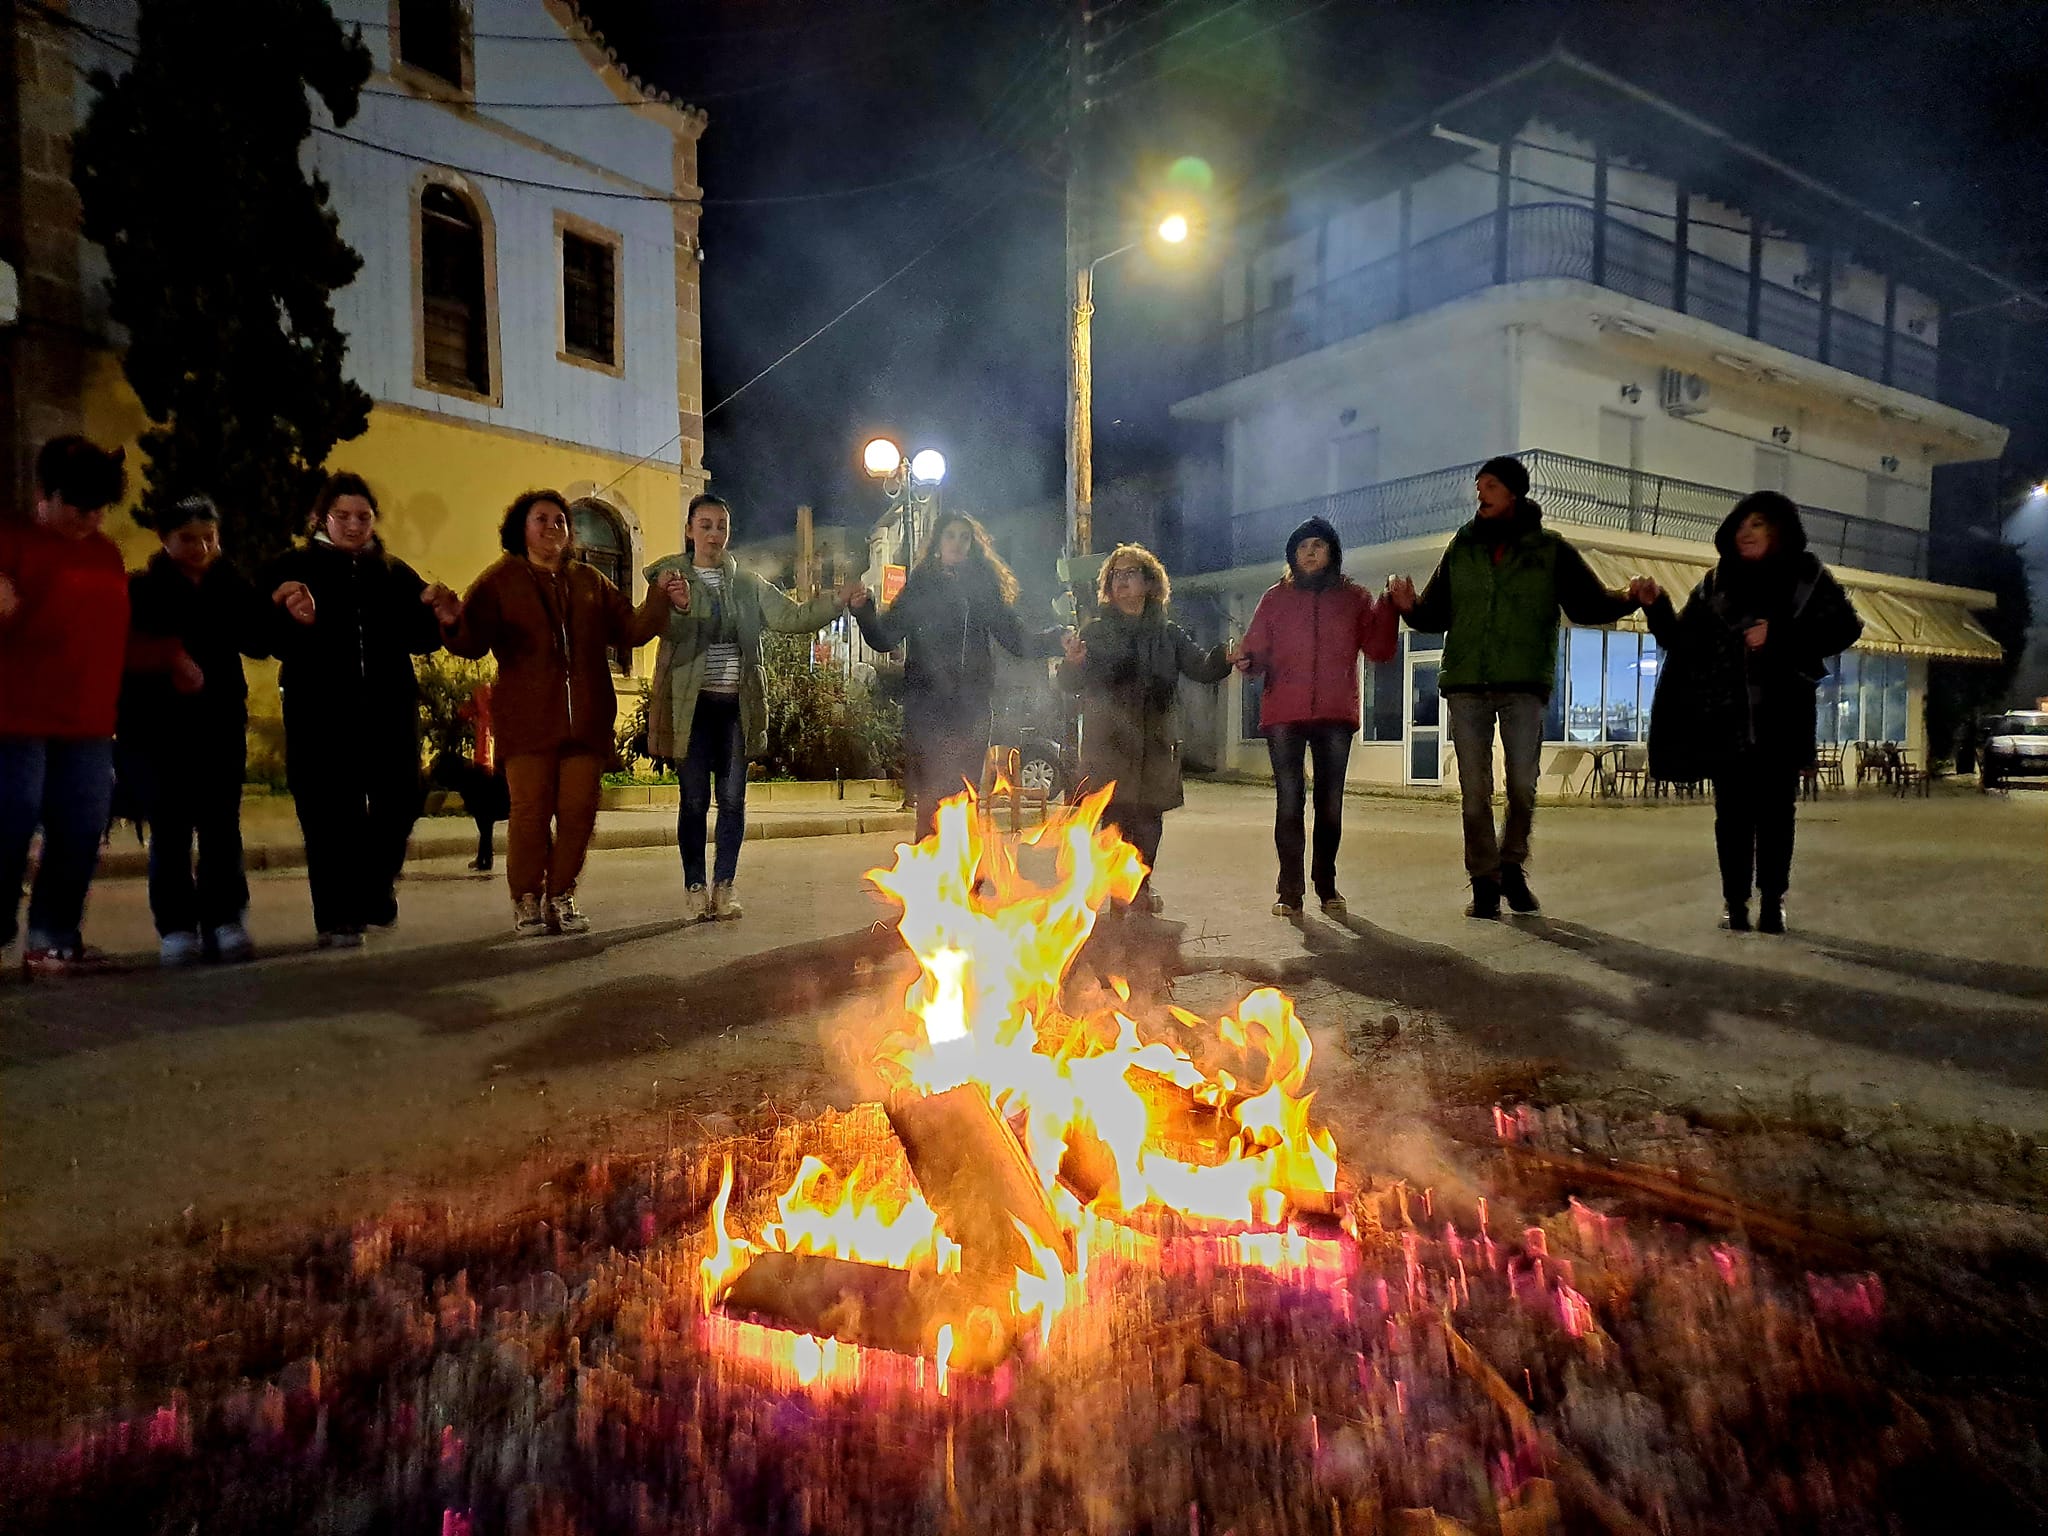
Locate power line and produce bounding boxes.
[593,183,1015,496]
[1089,0,1338,104]
[49,10,1047,211]
[1089,0,1259,82]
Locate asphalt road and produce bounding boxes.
[4,781,2043,1272]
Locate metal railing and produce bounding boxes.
[1214,202,1960,408]
[1193,447,1927,578]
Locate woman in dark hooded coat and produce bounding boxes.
[1643,491,1863,933]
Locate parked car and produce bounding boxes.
[1979,711,2048,788]
[991,704,1074,801]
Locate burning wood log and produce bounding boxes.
[887,1085,1075,1278]
[720,1251,1015,1371]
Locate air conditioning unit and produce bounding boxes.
[1659,368,1710,417]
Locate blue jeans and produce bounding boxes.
[1445,691,1545,880]
[1266,721,1353,903]
[679,694,747,888]
[0,736,116,952]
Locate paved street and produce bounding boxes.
[3,781,2043,1273]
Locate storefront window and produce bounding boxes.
[1544,640,1566,741]
[1565,627,1605,742]
[1834,652,1861,742]
[1240,672,1265,742]
[1364,656,1403,742]
[1880,655,1909,742]
[1604,632,1644,741]
[1816,664,1839,744]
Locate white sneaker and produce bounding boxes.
[513,894,548,938]
[209,920,254,963]
[711,881,744,920]
[317,929,365,950]
[684,884,712,923]
[547,891,589,934]
[159,931,203,967]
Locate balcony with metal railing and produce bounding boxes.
[1212,202,1988,413]
[1188,448,1928,579]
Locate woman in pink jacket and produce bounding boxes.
[1237,516,1399,916]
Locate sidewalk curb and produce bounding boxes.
[96,808,917,880]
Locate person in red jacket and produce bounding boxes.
[1237,516,1398,917]
[0,437,134,977]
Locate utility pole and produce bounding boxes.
[795,502,815,595]
[1062,0,1094,563]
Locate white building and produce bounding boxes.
[1172,52,2022,788]
[14,0,707,681]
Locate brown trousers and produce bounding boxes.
[504,748,604,900]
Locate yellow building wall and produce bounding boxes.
[80,361,692,750]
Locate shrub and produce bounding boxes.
[414,653,496,766]
[760,632,902,781]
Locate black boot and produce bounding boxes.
[1499,864,1540,914]
[1722,901,1752,932]
[1757,896,1785,935]
[1466,877,1502,920]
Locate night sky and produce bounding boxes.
[578,0,2048,566]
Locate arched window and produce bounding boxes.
[572,498,633,672]
[420,183,490,395]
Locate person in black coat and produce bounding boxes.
[848,513,1065,839]
[263,472,460,947]
[119,496,276,964]
[1643,491,1863,933]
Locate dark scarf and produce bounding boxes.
[1716,550,1800,627]
[1291,568,1340,593]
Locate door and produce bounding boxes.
[1405,633,1443,785]
[1598,407,1642,528]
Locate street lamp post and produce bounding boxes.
[1064,214,1191,563]
[860,436,947,570]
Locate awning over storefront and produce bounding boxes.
[1843,587,2004,661]
[1575,548,2003,662]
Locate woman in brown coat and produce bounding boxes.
[443,490,679,935]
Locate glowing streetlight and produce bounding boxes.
[909,448,947,484]
[1157,211,1190,245]
[862,437,903,477]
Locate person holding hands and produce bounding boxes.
[1387,455,1644,919]
[265,471,458,948]
[1638,491,1862,933]
[441,489,684,937]
[1236,515,1399,917]
[643,492,864,921]
[1058,543,1236,914]
[847,512,1066,839]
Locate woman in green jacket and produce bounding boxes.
[1057,543,1236,914]
[643,493,862,921]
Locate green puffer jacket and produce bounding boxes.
[642,553,844,760]
[1406,501,1637,693]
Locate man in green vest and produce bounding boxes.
[1388,455,1648,919]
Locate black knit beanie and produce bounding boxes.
[1285,515,1344,579]
[1477,455,1531,499]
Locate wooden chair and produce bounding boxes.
[1614,743,1650,797]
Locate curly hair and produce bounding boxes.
[1096,542,1171,609]
[909,512,1018,604]
[308,470,379,531]
[500,489,572,556]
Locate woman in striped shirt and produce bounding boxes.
[643,494,862,921]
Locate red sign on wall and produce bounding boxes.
[882,564,907,605]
